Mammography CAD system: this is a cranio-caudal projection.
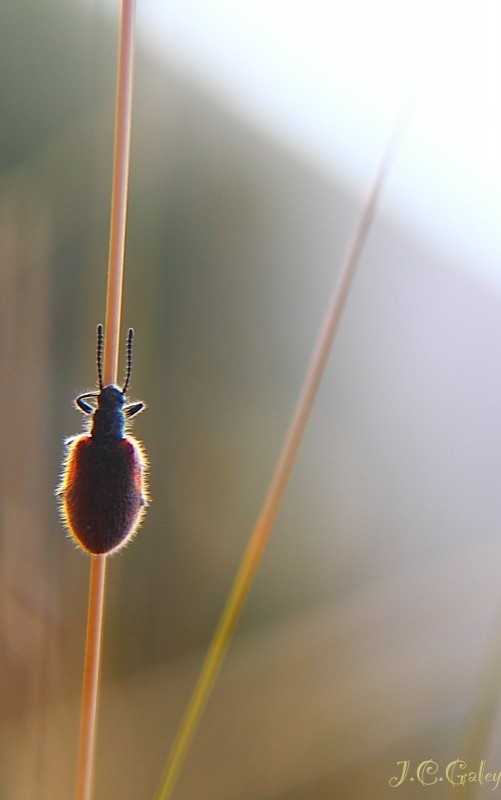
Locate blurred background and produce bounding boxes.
[1,1,501,798]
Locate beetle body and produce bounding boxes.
[58,327,149,555]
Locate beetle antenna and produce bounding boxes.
[122,328,134,393]
[96,324,104,390]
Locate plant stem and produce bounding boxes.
[154,119,404,800]
[75,555,107,800]
[104,0,136,380]
[74,3,136,799]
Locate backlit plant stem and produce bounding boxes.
[154,117,405,800]
[74,3,136,800]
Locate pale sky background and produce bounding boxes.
[95,0,500,290]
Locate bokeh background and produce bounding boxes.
[2,1,501,798]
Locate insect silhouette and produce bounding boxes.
[58,324,149,555]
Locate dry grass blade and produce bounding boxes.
[75,555,107,800]
[74,2,136,799]
[154,119,406,800]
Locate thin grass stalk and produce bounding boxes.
[74,555,107,800]
[104,0,136,374]
[154,121,404,800]
[74,3,136,799]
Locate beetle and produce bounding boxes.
[58,324,149,555]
